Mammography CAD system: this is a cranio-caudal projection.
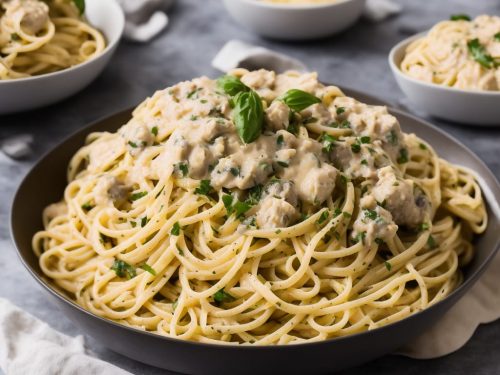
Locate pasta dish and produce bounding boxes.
[0,0,105,80]
[400,14,500,91]
[33,70,487,345]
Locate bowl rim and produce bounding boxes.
[228,0,360,11]
[0,0,125,85]
[10,100,500,352]
[389,32,500,97]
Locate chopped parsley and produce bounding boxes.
[386,130,398,146]
[336,106,345,115]
[321,133,336,153]
[419,222,430,231]
[427,234,438,249]
[11,33,20,41]
[128,141,138,148]
[397,148,409,164]
[213,288,236,303]
[384,261,392,271]
[111,259,136,279]
[230,167,240,176]
[175,162,189,177]
[360,159,368,166]
[171,222,181,236]
[151,126,158,136]
[419,143,427,150]
[276,161,289,168]
[364,209,378,220]
[187,87,201,99]
[317,210,329,225]
[81,202,94,211]
[130,191,148,201]
[194,180,213,197]
[277,134,285,146]
[352,231,366,244]
[351,141,361,153]
[360,136,371,144]
[140,264,156,276]
[495,32,500,42]
[141,216,149,227]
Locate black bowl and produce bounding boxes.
[10,88,500,375]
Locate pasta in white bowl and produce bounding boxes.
[389,14,500,126]
[33,70,487,345]
[0,0,124,114]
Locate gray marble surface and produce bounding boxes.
[1,0,500,374]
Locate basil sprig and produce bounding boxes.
[233,90,264,144]
[467,38,499,69]
[73,0,85,14]
[277,89,321,112]
[217,75,249,96]
[450,14,470,21]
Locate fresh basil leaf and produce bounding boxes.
[233,90,264,144]
[73,0,85,14]
[277,89,321,112]
[217,75,249,96]
[450,14,470,21]
[467,38,497,69]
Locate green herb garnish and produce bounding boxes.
[141,216,148,227]
[384,261,392,271]
[450,14,471,21]
[277,134,284,146]
[230,167,240,176]
[467,38,498,69]
[336,107,345,115]
[276,161,289,168]
[151,126,158,136]
[317,210,329,225]
[140,264,156,276]
[81,202,94,211]
[130,191,147,201]
[213,288,236,303]
[195,180,213,197]
[216,75,249,96]
[111,259,136,279]
[364,209,378,220]
[360,136,371,144]
[175,162,189,177]
[72,0,85,15]
[171,222,181,236]
[233,90,264,144]
[321,133,336,153]
[128,141,138,148]
[277,89,321,112]
[386,130,398,145]
[397,148,409,164]
[427,234,438,249]
[495,32,500,42]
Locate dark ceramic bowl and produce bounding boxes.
[10,88,500,375]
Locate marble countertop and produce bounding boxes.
[1,0,499,374]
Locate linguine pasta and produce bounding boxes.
[400,15,500,91]
[33,70,487,345]
[0,0,105,80]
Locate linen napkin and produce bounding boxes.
[0,298,132,375]
[211,40,500,359]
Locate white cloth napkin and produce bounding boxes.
[117,0,175,42]
[212,40,500,359]
[0,298,132,375]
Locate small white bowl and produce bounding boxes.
[0,0,125,115]
[222,0,366,40]
[389,34,500,126]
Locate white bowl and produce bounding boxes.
[0,0,125,115]
[389,34,500,127]
[222,0,366,40]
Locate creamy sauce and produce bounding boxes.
[82,70,430,236]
